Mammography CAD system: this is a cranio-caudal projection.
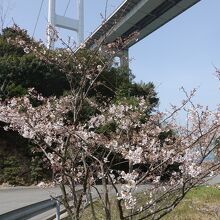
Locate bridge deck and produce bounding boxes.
[85,0,200,49]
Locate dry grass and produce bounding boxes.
[65,185,220,220]
[164,185,220,220]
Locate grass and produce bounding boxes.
[66,185,220,220]
[164,185,220,220]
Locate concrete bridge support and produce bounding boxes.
[119,49,129,68]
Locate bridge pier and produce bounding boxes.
[119,48,129,68]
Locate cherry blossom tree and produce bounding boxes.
[0,26,220,220]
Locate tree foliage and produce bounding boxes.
[0,26,159,185]
[0,26,220,220]
[0,27,70,99]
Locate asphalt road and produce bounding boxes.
[0,186,61,220]
[0,175,220,219]
[0,184,149,219]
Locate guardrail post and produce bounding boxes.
[55,200,60,220]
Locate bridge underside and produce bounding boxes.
[86,0,200,49]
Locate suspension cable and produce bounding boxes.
[32,0,45,38]
[64,0,71,16]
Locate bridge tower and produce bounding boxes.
[47,0,84,49]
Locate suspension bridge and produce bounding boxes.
[48,0,201,48]
[84,0,200,48]
[47,0,201,65]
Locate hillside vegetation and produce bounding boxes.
[0,27,159,185]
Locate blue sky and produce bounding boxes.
[1,0,220,112]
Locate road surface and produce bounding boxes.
[0,186,61,219]
[0,175,220,219]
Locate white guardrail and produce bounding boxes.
[0,196,61,220]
